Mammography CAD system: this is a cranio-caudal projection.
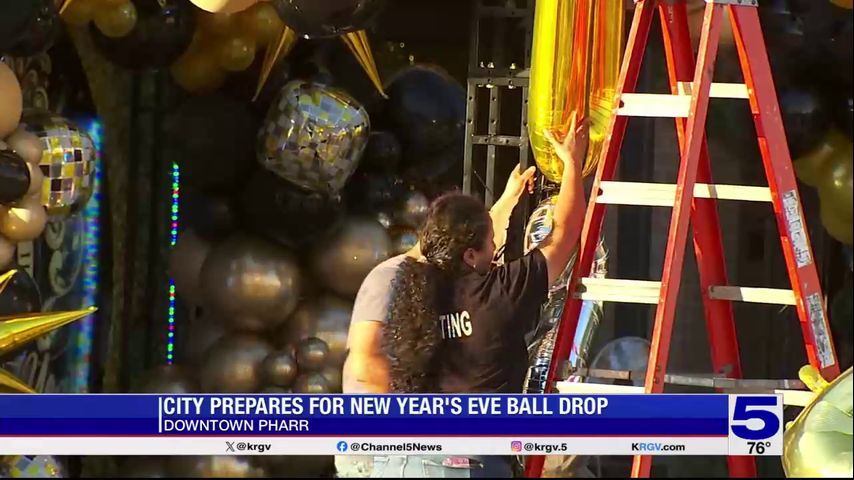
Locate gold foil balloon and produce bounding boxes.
[310,217,391,297]
[820,201,853,245]
[217,35,256,72]
[783,366,852,478]
[261,350,297,387]
[20,110,97,217]
[200,234,302,332]
[199,334,273,393]
[818,148,853,222]
[795,130,852,187]
[281,293,353,367]
[93,0,138,38]
[258,80,370,195]
[528,0,623,181]
[61,0,96,27]
[1,368,35,393]
[0,63,23,139]
[296,336,329,371]
[134,365,199,394]
[236,1,283,46]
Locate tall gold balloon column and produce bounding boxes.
[528,0,623,180]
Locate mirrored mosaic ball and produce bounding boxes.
[257,80,370,195]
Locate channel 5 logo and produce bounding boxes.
[729,396,782,440]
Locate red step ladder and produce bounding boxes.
[525,0,842,477]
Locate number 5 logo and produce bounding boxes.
[730,396,781,440]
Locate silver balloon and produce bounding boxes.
[169,230,212,305]
[588,337,651,387]
[280,294,353,366]
[257,80,370,195]
[186,312,226,366]
[310,217,391,297]
[261,350,298,387]
[134,365,200,394]
[321,365,343,393]
[393,189,429,228]
[21,109,97,217]
[200,234,302,332]
[200,334,273,393]
[168,456,266,478]
[389,226,418,256]
[119,457,169,478]
[293,372,331,393]
[296,337,329,371]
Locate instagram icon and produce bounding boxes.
[511,441,522,452]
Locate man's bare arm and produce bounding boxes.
[342,321,390,393]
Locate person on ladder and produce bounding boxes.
[362,115,588,478]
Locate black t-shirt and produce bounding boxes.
[436,249,550,393]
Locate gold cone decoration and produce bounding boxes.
[1,369,36,394]
[341,30,387,99]
[0,270,97,393]
[253,27,385,102]
[253,25,298,101]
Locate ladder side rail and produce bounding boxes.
[728,5,840,380]
[631,2,725,477]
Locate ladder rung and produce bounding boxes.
[708,286,796,305]
[555,381,814,406]
[573,278,661,304]
[676,82,750,99]
[471,135,525,147]
[618,83,750,118]
[596,181,772,206]
[569,368,806,390]
[618,93,690,118]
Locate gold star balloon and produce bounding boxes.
[0,269,97,393]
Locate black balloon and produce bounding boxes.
[271,0,386,39]
[360,131,402,173]
[0,149,30,205]
[344,172,408,215]
[832,94,853,139]
[779,87,829,157]
[0,0,39,54]
[385,65,466,181]
[165,94,258,192]
[3,0,60,57]
[0,268,42,317]
[90,0,196,71]
[181,189,238,241]
[240,168,345,249]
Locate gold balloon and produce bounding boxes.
[171,47,227,95]
[794,130,851,187]
[0,197,48,242]
[818,151,853,222]
[281,294,353,367]
[190,0,259,14]
[820,201,853,245]
[235,1,283,46]
[1,369,36,393]
[61,0,96,26]
[5,127,44,166]
[197,10,237,36]
[783,366,852,478]
[93,1,139,38]
[0,63,23,139]
[293,372,331,394]
[310,218,391,297]
[218,35,257,72]
[528,0,623,182]
[831,0,853,9]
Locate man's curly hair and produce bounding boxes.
[382,193,491,393]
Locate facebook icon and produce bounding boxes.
[337,441,348,452]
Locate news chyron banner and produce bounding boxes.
[0,394,782,456]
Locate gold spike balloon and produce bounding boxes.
[0,269,97,393]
